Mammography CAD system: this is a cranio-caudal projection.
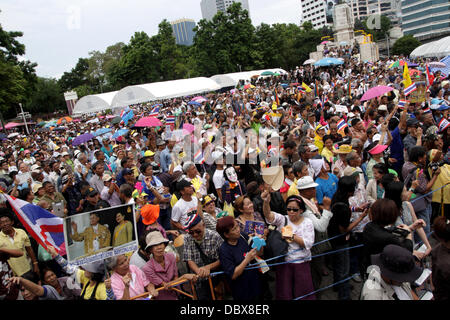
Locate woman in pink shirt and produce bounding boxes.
[107,254,158,300]
[141,230,197,300]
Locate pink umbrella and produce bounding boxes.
[360,86,394,102]
[2,122,21,130]
[182,123,195,134]
[134,117,162,127]
[73,119,81,122]
[195,98,207,103]
[321,40,330,45]
[192,96,206,101]
[105,115,116,119]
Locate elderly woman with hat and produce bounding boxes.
[106,254,157,300]
[332,144,352,178]
[142,230,198,300]
[46,246,115,300]
[361,244,423,300]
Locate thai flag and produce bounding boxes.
[194,149,205,164]
[298,87,305,93]
[149,106,160,117]
[249,100,256,106]
[422,107,431,114]
[165,115,175,124]
[3,194,66,255]
[337,119,348,131]
[367,61,373,67]
[404,83,417,96]
[398,100,407,109]
[425,64,435,89]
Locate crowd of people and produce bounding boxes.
[0,50,449,301]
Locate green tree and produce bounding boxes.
[58,58,90,92]
[363,15,391,41]
[193,2,262,76]
[0,19,37,119]
[392,35,421,56]
[26,77,65,113]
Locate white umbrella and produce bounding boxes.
[303,58,316,65]
[429,61,446,68]
[7,132,19,138]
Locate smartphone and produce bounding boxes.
[415,268,431,286]
[53,202,64,217]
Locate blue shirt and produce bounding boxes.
[160,147,172,173]
[315,173,339,204]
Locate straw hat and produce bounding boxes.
[261,166,284,191]
[336,144,352,154]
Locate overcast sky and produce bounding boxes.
[1,0,301,79]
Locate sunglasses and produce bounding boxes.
[189,229,202,235]
[286,207,300,212]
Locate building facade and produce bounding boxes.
[347,0,401,26]
[171,19,196,46]
[401,0,450,40]
[200,0,250,21]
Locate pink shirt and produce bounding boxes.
[141,252,178,300]
[111,264,150,300]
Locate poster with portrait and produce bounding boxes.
[409,81,426,104]
[63,204,138,266]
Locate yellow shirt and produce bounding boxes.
[429,164,450,204]
[76,269,107,300]
[287,178,300,197]
[321,147,336,163]
[314,136,324,154]
[0,228,32,276]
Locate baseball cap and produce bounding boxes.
[144,150,155,157]
[86,187,98,197]
[406,117,420,127]
[308,144,319,152]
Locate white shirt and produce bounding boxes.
[212,169,225,189]
[171,197,198,228]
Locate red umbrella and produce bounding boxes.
[134,117,162,127]
[409,69,421,76]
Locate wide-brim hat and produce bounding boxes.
[296,176,319,190]
[336,144,352,154]
[371,244,423,283]
[82,260,106,275]
[145,230,169,250]
[261,166,284,191]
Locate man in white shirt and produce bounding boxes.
[171,179,199,232]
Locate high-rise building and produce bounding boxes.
[402,0,450,40]
[171,19,196,46]
[301,0,335,29]
[347,0,402,26]
[200,0,250,21]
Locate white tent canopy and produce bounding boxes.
[410,36,450,59]
[111,77,220,109]
[211,68,288,88]
[72,91,118,115]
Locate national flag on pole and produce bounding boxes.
[149,106,160,117]
[425,64,435,89]
[302,82,312,93]
[3,194,66,255]
[438,117,450,133]
[337,119,348,131]
[403,62,412,88]
[398,100,408,109]
[165,115,175,124]
[273,90,280,106]
[194,149,205,164]
[347,78,352,98]
[404,82,417,96]
[314,80,319,97]
[298,87,305,93]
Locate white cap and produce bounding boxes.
[372,133,381,142]
[297,176,319,190]
[308,144,318,152]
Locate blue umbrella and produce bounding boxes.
[72,133,94,146]
[314,57,344,67]
[112,129,129,139]
[280,83,289,88]
[93,128,112,137]
[188,101,201,106]
[44,121,57,128]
